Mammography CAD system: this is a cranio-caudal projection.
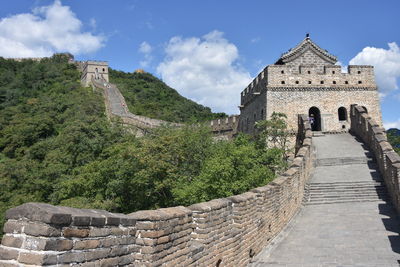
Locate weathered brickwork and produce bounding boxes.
[350,105,400,213]
[209,115,239,140]
[239,36,382,135]
[81,61,109,87]
[0,117,313,267]
[91,78,180,137]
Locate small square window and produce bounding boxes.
[281,81,285,84]
[345,81,348,84]
[281,70,284,74]
[358,81,362,84]
[295,81,299,84]
[320,81,324,84]
[357,70,361,74]
[333,81,336,84]
[308,81,312,84]
[332,71,335,74]
[307,70,311,74]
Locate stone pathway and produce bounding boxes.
[250,134,400,267]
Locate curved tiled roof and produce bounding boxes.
[276,36,337,65]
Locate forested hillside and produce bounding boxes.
[0,56,285,237]
[109,69,226,122]
[387,128,400,154]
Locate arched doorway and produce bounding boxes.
[309,107,321,131]
[338,107,347,121]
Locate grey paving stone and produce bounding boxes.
[250,134,400,267]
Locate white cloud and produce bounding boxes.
[0,0,104,58]
[157,30,251,114]
[138,41,153,68]
[139,41,152,54]
[384,119,400,129]
[251,37,260,44]
[350,42,400,97]
[89,18,97,30]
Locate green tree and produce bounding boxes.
[255,112,292,161]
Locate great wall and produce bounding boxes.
[1,36,400,266]
[0,106,399,266]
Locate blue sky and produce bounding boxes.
[1,0,399,127]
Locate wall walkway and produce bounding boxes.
[91,78,180,136]
[251,105,400,266]
[250,133,400,266]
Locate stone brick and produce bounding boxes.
[100,257,120,267]
[24,221,61,237]
[1,235,23,248]
[84,248,110,261]
[0,246,19,260]
[58,251,86,264]
[3,221,25,234]
[23,236,47,250]
[44,239,73,251]
[18,252,57,265]
[6,203,72,225]
[74,239,101,250]
[89,227,111,237]
[62,228,89,238]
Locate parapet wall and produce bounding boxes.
[0,117,314,266]
[240,65,376,107]
[91,78,180,136]
[350,105,400,212]
[209,115,239,139]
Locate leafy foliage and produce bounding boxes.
[0,57,285,238]
[109,69,227,123]
[255,112,292,161]
[387,128,400,154]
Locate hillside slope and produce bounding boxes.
[387,128,400,153]
[109,69,226,122]
[0,56,235,233]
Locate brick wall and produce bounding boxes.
[0,117,314,267]
[350,105,400,212]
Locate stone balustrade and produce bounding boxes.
[350,105,400,213]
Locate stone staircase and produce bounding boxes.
[306,180,389,205]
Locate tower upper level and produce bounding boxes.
[240,35,377,106]
[275,34,337,72]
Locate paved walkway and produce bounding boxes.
[250,134,400,267]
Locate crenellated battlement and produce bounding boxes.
[239,35,382,135]
[209,115,239,139]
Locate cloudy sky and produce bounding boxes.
[1,0,399,128]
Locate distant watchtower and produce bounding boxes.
[80,61,109,87]
[239,35,382,134]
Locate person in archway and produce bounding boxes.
[309,114,315,130]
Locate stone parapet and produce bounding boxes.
[91,78,181,136]
[0,117,313,266]
[350,105,400,213]
[209,115,239,140]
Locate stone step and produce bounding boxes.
[306,198,389,205]
[310,190,387,196]
[309,181,383,185]
[316,157,374,166]
[305,179,390,205]
[309,188,386,195]
[310,194,388,201]
[309,184,385,189]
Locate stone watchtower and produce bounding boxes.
[239,35,382,134]
[80,61,109,87]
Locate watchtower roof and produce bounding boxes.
[275,35,337,65]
